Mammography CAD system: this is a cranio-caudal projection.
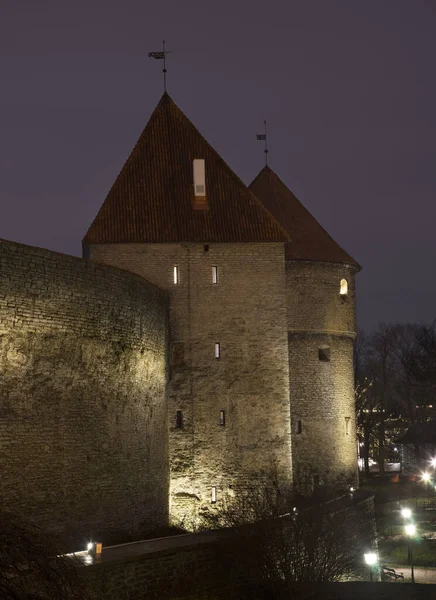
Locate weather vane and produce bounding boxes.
[256,120,268,166]
[148,40,172,92]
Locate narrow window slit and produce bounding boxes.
[340,279,348,296]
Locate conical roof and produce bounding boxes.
[83,94,289,245]
[249,166,359,267]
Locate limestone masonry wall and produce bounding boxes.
[89,242,293,524]
[286,261,358,491]
[0,238,169,549]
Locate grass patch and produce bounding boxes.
[380,538,436,566]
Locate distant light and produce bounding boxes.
[401,508,412,519]
[364,552,378,566]
[405,523,416,536]
[394,447,398,452]
[350,486,355,493]
[422,472,431,482]
[87,542,93,552]
[293,506,297,512]
[431,458,436,468]
[429,405,433,408]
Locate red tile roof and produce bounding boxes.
[83,94,289,245]
[249,166,360,268]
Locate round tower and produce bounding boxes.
[249,166,360,494]
[286,261,359,493]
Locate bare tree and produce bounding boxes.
[0,511,87,600]
[202,483,372,597]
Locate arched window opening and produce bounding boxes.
[340,279,348,296]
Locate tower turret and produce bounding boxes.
[250,166,360,493]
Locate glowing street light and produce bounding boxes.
[422,472,431,483]
[431,458,436,468]
[364,552,378,582]
[401,507,412,519]
[404,523,416,584]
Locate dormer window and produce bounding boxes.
[340,279,348,296]
[193,159,208,209]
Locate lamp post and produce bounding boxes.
[364,552,378,582]
[405,523,416,584]
[401,508,413,563]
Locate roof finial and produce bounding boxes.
[148,40,172,92]
[256,120,268,166]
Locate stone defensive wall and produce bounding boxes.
[0,238,169,549]
[79,491,376,599]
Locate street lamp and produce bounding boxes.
[364,552,378,582]
[401,507,412,519]
[404,523,416,584]
[422,471,431,492]
[431,457,436,468]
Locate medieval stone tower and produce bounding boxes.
[83,92,359,522]
[250,168,360,493]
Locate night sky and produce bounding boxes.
[1,1,435,331]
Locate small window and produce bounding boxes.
[193,159,208,209]
[215,343,220,359]
[295,420,302,434]
[211,486,217,504]
[318,346,330,362]
[212,266,218,284]
[219,410,225,426]
[345,417,351,436]
[175,411,183,429]
[340,279,348,296]
[173,266,179,285]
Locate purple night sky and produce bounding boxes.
[1,1,435,331]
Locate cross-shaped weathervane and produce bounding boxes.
[148,40,172,92]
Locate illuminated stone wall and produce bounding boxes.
[0,239,169,549]
[286,261,359,492]
[88,242,293,525]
